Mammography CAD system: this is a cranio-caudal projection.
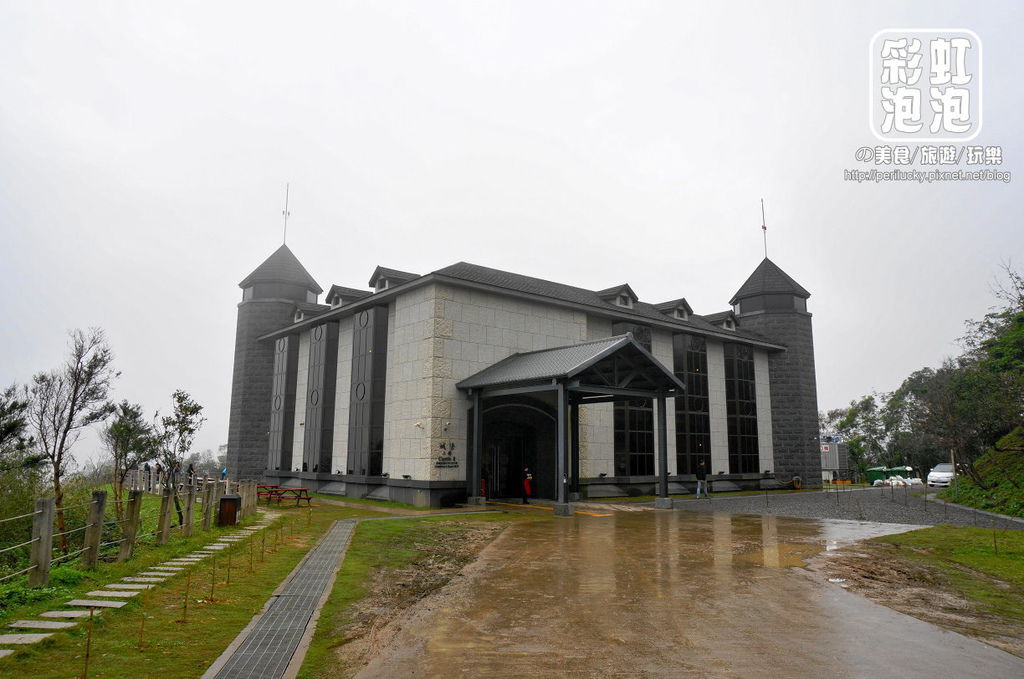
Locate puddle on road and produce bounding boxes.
[356,511,1014,679]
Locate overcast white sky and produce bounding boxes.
[1,1,1021,463]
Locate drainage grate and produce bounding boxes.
[211,520,356,678]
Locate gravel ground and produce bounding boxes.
[668,488,1024,530]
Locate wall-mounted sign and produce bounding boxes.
[435,440,459,468]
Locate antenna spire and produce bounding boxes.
[760,198,768,259]
[282,183,291,244]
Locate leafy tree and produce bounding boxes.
[100,401,158,520]
[25,329,117,552]
[154,390,206,524]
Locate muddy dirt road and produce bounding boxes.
[354,511,1024,679]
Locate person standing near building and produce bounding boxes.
[522,467,533,505]
[695,459,710,499]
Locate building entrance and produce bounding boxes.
[484,427,527,499]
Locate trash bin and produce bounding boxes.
[218,493,241,526]
[865,467,888,484]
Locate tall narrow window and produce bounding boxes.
[724,343,758,473]
[268,335,299,471]
[612,323,654,476]
[673,334,710,475]
[304,322,339,474]
[348,306,389,477]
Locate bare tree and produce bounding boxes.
[101,400,157,520]
[26,329,117,552]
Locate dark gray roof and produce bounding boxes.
[294,302,330,319]
[703,310,736,324]
[368,266,419,288]
[433,262,770,344]
[326,285,372,305]
[653,298,693,315]
[239,244,323,294]
[456,334,684,393]
[730,258,810,304]
[595,284,638,302]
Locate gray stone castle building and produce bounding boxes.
[227,245,822,507]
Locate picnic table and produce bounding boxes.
[259,486,312,506]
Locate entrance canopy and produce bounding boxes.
[457,335,685,511]
[456,334,685,400]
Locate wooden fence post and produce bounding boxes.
[118,490,143,561]
[201,482,213,531]
[29,497,55,588]
[82,490,107,569]
[183,483,196,538]
[157,486,173,545]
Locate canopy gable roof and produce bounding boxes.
[456,334,685,397]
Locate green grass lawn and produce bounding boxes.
[309,492,435,511]
[875,525,1024,622]
[0,503,383,678]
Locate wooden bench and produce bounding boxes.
[264,487,312,506]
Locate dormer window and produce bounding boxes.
[673,308,689,321]
[598,284,639,309]
[723,319,735,330]
[294,310,304,323]
[368,266,419,293]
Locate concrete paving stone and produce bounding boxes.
[0,649,15,659]
[139,571,176,577]
[154,565,185,569]
[104,584,154,590]
[85,590,141,598]
[40,610,97,619]
[0,633,53,644]
[65,599,128,609]
[8,620,77,630]
[122,577,165,583]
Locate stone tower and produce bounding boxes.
[227,245,321,479]
[730,258,821,486]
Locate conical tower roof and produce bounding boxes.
[238,244,323,294]
[729,258,809,305]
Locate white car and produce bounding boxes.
[927,463,955,487]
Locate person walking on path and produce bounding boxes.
[522,467,533,505]
[695,459,710,499]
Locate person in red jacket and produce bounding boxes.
[522,467,533,505]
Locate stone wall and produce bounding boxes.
[432,284,588,480]
[736,312,821,485]
[226,298,297,480]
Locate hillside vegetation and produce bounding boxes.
[939,427,1024,517]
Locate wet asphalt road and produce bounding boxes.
[669,487,1022,530]
[355,510,1024,679]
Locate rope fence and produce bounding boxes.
[0,478,262,588]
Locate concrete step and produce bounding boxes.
[8,620,77,630]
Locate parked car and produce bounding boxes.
[927,463,955,487]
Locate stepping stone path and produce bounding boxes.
[0,634,52,645]
[65,599,127,609]
[8,620,76,630]
[40,610,97,619]
[84,590,141,598]
[1,518,273,662]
